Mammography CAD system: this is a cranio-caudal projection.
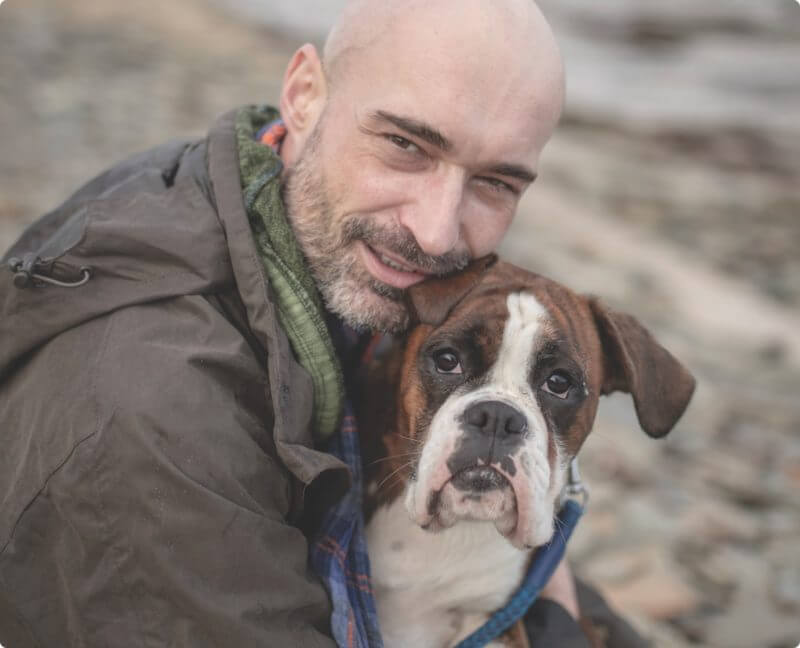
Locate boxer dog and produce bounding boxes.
[355,256,695,647]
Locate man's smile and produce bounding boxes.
[358,240,431,290]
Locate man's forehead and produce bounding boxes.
[326,0,564,152]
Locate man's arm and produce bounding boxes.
[0,294,336,647]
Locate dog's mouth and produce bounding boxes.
[407,416,559,549]
[427,465,518,537]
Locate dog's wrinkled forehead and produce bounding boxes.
[433,279,585,378]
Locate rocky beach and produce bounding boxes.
[1,1,799,645]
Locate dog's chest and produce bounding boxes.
[366,497,529,648]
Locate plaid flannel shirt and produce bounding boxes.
[309,400,384,648]
[308,322,387,648]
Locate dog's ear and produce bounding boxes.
[407,254,498,326]
[589,298,696,438]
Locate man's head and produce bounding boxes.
[278,0,565,332]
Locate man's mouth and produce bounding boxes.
[358,241,430,290]
[377,250,416,273]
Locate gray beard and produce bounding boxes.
[281,128,469,333]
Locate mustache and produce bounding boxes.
[342,218,470,277]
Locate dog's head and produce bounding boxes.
[378,256,695,550]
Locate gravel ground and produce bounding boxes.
[1,1,799,646]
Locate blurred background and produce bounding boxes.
[1,0,799,645]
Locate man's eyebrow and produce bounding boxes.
[487,163,537,184]
[370,110,537,183]
[372,110,452,152]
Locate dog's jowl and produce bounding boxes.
[355,258,695,648]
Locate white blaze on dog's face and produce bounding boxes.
[402,287,593,549]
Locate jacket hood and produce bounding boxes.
[0,137,234,380]
[1,108,348,489]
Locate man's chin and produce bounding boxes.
[322,276,411,333]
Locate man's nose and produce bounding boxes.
[400,169,465,257]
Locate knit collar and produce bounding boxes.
[235,105,344,441]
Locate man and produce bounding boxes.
[0,0,643,646]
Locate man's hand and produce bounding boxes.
[539,559,581,620]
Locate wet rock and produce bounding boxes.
[583,545,702,620]
[695,450,776,507]
[679,500,763,545]
[689,545,760,600]
[668,604,724,646]
[764,508,800,539]
[702,573,800,648]
[772,565,800,613]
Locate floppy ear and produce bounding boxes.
[407,254,498,326]
[589,298,696,438]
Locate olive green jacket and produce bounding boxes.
[0,108,347,647]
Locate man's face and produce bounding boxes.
[283,5,562,332]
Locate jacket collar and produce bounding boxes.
[233,106,344,443]
[207,107,348,485]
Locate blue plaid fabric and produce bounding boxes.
[309,400,384,648]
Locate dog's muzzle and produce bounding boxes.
[426,400,530,535]
[409,395,556,549]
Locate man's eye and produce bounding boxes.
[541,371,572,399]
[479,177,517,194]
[386,134,420,154]
[433,349,462,375]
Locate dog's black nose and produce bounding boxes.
[463,400,527,437]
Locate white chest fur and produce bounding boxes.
[366,496,530,648]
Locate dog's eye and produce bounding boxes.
[433,349,462,375]
[542,371,572,399]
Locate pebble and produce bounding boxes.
[772,565,800,613]
[703,574,800,648]
[679,500,763,545]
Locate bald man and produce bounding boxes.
[282,0,563,334]
[0,1,643,647]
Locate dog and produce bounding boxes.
[354,256,696,647]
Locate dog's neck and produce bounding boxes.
[366,495,529,648]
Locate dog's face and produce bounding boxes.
[376,258,695,550]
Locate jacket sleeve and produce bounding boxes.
[524,599,591,648]
[0,295,337,648]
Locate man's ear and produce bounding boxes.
[407,255,498,326]
[589,298,696,438]
[279,44,327,161]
